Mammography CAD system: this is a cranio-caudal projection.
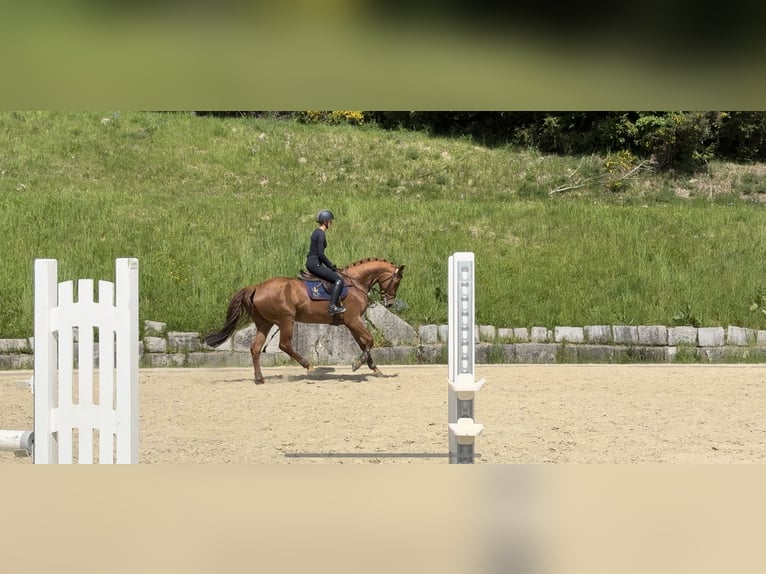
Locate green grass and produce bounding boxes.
[2,111,766,338]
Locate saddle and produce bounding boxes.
[298,270,350,302]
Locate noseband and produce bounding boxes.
[377,271,400,305]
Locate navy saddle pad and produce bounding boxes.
[303,280,349,301]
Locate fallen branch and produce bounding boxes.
[549,160,650,195]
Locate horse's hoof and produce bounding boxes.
[254,378,265,385]
[372,368,383,377]
[351,361,362,372]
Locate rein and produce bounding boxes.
[340,269,399,304]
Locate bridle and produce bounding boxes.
[375,270,400,306]
[340,268,400,306]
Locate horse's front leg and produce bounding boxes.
[353,350,382,376]
[347,319,382,376]
[366,351,378,372]
[351,349,368,372]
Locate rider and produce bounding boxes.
[306,209,346,315]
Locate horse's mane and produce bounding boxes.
[341,258,396,271]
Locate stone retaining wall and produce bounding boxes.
[3,316,766,369]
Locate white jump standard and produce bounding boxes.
[447,252,485,464]
[0,258,140,464]
[35,258,139,464]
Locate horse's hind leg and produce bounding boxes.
[275,319,314,376]
[251,316,273,384]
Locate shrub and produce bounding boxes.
[297,111,365,125]
[604,149,639,192]
[634,112,719,170]
[716,111,766,162]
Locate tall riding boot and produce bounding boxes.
[328,279,346,314]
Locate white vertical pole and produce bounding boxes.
[56,280,75,463]
[77,279,95,464]
[98,279,116,463]
[448,254,458,458]
[451,253,476,380]
[115,258,139,464]
[447,252,484,463]
[448,255,456,384]
[33,259,59,464]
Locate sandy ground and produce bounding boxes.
[2,363,766,464]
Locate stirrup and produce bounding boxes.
[328,304,346,315]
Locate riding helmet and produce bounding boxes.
[316,209,335,223]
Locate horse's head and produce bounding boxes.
[378,264,405,307]
[342,259,406,308]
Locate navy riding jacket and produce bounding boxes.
[306,228,336,270]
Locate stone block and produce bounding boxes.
[512,328,529,342]
[230,325,283,355]
[575,344,617,363]
[497,343,518,362]
[263,325,282,353]
[612,325,639,345]
[554,326,584,343]
[530,327,550,343]
[725,346,766,362]
[232,324,256,352]
[668,326,697,346]
[438,324,449,342]
[365,303,418,345]
[371,346,417,365]
[514,343,558,363]
[616,346,670,363]
[416,344,444,364]
[418,324,439,344]
[478,325,497,341]
[292,322,360,363]
[206,336,232,352]
[231,324,281,353]
[497,328,513,341]
[0,338,32,353]
[697,346,726,361]
[726,326,755,346]
[143,336,166,353]
[144,320,166,337]
[698,327,725,347]
[0,354,34,369]
[185,352,251,368]
[167,331,202,352]
[476,342,515,363]
[638,325,668,346]
[584,325,612,344]
[140,353,187,367]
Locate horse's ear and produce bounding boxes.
[396,265,405,276]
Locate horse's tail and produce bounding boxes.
[204,286,257,348]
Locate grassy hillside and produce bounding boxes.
[2,111,766,338]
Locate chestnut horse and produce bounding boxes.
[204,258,405,384]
